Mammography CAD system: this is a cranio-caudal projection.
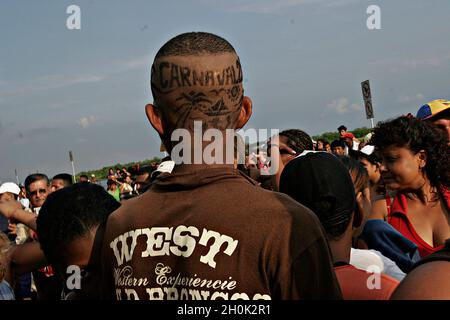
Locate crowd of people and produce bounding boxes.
[0,32,449,301]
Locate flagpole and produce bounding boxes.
[69,151,76,183]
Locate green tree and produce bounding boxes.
[313,127,372,142]
[76,157,162,181]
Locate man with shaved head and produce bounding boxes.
[101,32,341,300]
[146,32,251,165]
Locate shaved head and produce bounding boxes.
[150,32,245,133]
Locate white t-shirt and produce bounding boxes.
[350,248,406,281]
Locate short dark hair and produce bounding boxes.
[338,125,347,132]
[24,174,49,192]
[155,32,235,59]
[36,183,120,269]
[52,173,73,187]
[279,129,313,154]
[151,32,243,132]
[331,140,345,150]
[348,149,381,166]
[371,115,450,189]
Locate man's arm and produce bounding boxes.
[0,199,37,231]
[9,242,47,276]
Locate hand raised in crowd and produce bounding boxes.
[0,198,37,231]
[0,198,22,219]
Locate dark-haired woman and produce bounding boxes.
[370,115,450,258]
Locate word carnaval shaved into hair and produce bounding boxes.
[152,59,243,94]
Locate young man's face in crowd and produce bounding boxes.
[379,145,425,190]
[108,182,117,191]
[332,146,345,156]
[316,141,323,151]
[51,179,66,193]
[27,180,49,208]
[60,228,101,299]
[430,111,450,146]
[0,192,15,202]
[135,173,150,192]
[344,137,353,148]
[359,158,381,186]
[266,135,297,191]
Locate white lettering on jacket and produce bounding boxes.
[109,225,238,269]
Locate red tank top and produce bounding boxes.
[387,188,449,257]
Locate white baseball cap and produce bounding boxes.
[0,182,21,195]
[360,145,375,156]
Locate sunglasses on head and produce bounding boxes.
[29,189,47,196]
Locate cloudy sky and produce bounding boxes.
[1,0,449,182]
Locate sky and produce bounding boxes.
[1,0,450,182]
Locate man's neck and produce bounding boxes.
[328,240,351,265]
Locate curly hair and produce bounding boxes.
[0,232,12,282]
[370,115,450,189]
[279,129,314,154]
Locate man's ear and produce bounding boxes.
[236,96,252,130]
[145,104,164,136]
[353,192,364,228]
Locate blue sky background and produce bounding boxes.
[1,0,449,182]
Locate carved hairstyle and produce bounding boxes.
[155,32,235,58]
[151,32,244,131]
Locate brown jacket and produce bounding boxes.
[101,164,341,300]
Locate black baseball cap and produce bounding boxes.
[279,152,356,239]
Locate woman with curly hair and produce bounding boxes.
[370,115,450,258]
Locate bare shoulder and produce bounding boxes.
[391,261,450,300]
